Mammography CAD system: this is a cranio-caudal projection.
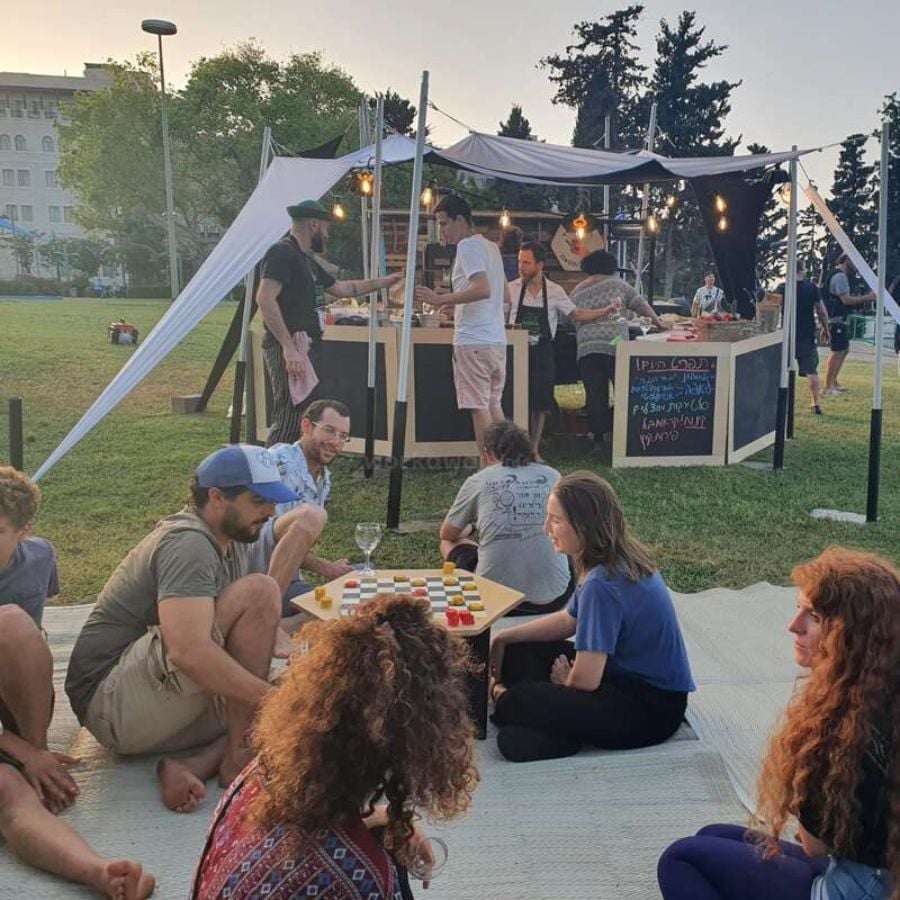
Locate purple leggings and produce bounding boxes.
[658,824,828,900]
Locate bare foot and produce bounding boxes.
[98,859,156,899]
[217,750,251,790]
[274,627,293,659]
[156,758,206,813]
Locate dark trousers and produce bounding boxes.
[262,339,321,447]
[578,353,616,442]
[493,640,687,762]
[657,824,828,900]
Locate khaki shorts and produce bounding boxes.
[453,344,506,410]
[83,625,226,756]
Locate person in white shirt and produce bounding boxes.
[416,194,508,463]
[507,241,575,458]
[691,273,725,316]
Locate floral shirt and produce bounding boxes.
[268,442,331,517]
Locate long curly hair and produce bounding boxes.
[552,471,655,582]
[251,594,479,862]
[755,547,900,891]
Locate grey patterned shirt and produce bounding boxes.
[571,276,647,359]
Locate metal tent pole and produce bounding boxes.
[386,71,429,530]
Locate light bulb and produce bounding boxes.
[421,186,434,206]
[360,172,373,195]
[647,214,659,234]
[499,210,511,229]
[778,183,791,207]
[576,227,586,240]
[714,195,727,213]
[665,194,676,208]
[717,215,728,232]
[333,202,346,220]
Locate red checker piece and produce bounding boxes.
[459,610,475,626]
[344,579,359,589]
[413,588,428,597]
[445,609,460,627]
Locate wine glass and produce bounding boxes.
[407,836,449,882]
[355,523,382,576]
[639,316,653,336]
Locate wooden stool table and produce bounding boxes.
[293,568,524,739]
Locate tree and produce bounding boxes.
[0,233,37,275]
[541,6,647,150]
[828,133,876,262]
[370,90,418,136]
[746,143,787,285]
[874,93,900,276]
[498,104,533,140]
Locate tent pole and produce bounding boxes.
[602,114,611,246]
[230,125,272,443]
[386,71,429,530]
[866,119,890,523]
[774,147,798,470]
[364,96,385,478]
[359,101,372,281]
[633,101,657,294]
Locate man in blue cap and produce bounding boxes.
[256,199,402,446]
[65,445,325,814]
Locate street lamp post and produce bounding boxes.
[141,18,179,300]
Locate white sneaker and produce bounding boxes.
[823,387,841,397]
[834,385,850,393]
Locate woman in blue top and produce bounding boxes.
[489,471,695,762]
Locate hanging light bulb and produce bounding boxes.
[332,202,346,220]
[647,213,659,234]
[778,183,792,207]
[421,185,434,207]
[499,209,511,229]
[359,170,374,196]
[665,194,677,208]
[717,215,728,232]
[714,195,727,214]
[572,212,589,241]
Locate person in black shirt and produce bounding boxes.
[658,547,899,900]
[256,200,401,446]
[776,263,830,414]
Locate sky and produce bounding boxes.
[7,0,897,196]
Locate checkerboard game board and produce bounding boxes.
[339,574,484,618]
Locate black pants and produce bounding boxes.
[578,353,616,442]
[262,338,321,447]
[493,640,687,762]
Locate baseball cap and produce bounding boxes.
[286,199,338,221]
[195,445,299,505]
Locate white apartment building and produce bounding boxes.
[0,63,110,281]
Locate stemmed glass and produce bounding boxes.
[638,316,653,336]
[355,523,382,576]
[408,836,449,882]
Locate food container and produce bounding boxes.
[419,313,442,328]
[693,319,760,343]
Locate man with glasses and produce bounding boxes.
[249,400,354,629]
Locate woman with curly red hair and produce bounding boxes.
[191,594,478,899]
[657,547,899,899]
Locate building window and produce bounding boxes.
[28,101,41,118]
[12,99,24,118]
[49,205,61,223]
[0,134,9,151]
[5,204,17,222]
[14,135,26,151]
[0,99,8,118]
[2,169,12,186]
[63,206,75,223]
[41,136,54,153]
[45,170,58,188]
[44,100,58,120]
[21,205,33,222]
[17,169,30,187]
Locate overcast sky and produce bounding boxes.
[7,0,896,194]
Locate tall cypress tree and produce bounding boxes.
[828,133,876,262]
[498,104,534,140]
[540,6,647,151]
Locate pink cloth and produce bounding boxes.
[289,331,319,405]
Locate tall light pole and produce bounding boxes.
[141,18,179,300]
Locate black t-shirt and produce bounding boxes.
[798,724,891,868]
[260,234,335,345]
[776,280,821,347]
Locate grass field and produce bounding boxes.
[1,296,898,604]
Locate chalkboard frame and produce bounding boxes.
[405,328,530,458]
[612,340,731,468]
[728,330,783,463]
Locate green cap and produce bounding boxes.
[286,199,337,221]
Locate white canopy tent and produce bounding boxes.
[34,131,819,481]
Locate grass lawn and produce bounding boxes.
[1,296,898,604]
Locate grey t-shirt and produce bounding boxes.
[444,463,570,604]
[571,276,647,358]
[65,508,252,721]
[0,536,59,626]
[828,271,852,320]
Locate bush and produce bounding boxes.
[0,276,64,296]
[126,284,170,299]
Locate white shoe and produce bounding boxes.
[834,385,850,393]
[823,387,841,397]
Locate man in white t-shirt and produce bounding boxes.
[691,273,725,316]
[416,194,508,462]
[507,241,575,458]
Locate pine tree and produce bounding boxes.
[540,6,647,150]
[828,133,876,262]
[370,90,418,137]
[873,93,900,276]
[498,104,533,140]
[747,143,787,285]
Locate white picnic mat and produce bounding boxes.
[1,583,797,899]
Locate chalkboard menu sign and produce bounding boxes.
[731,339,781,455]
[625,355,718,458]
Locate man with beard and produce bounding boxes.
[257,200,402,447]
[65,446,326,815]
